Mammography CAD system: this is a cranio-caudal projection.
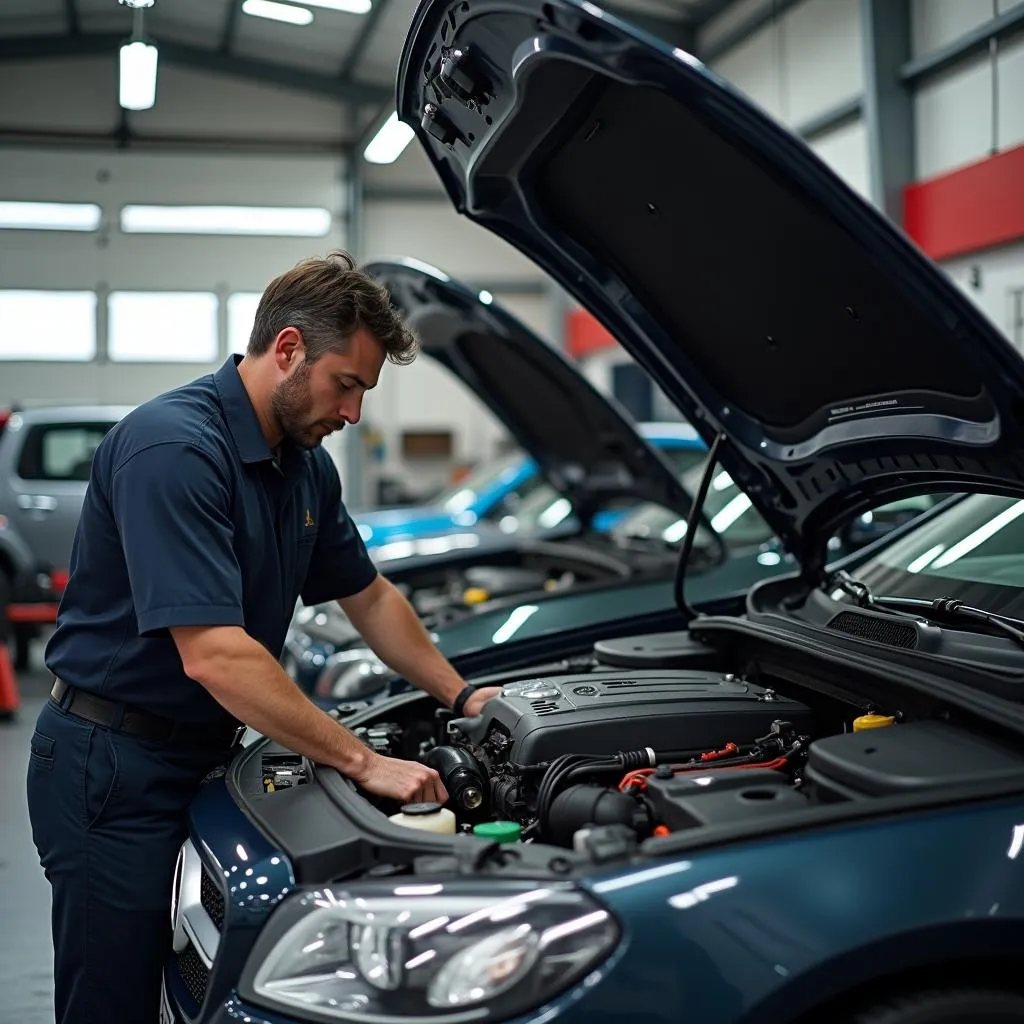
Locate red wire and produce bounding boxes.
[618,756,788,793]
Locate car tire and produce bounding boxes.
[850,988,1024,1023]
[13,627,31,672]
[0,572,14,722]
[0,571,13,647]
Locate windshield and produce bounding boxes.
[432,449,528,514]
[613,467,774,549]
[852,493,1024,618]
[492,443,711,537]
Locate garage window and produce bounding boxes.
[0,290,97,361]
[227,292,262,355]
[107,291,219,362]
[17,422,119,482]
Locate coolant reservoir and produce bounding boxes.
[388,802,456,834]
[853,714,896,731]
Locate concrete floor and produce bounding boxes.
[0,653,57,1024]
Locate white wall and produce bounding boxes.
[358,141,552,492]
[699,0,871,200]
[911,0,1024,179]
[0,54,554,498]
[0,144,349,408]
[941,240,1024,349]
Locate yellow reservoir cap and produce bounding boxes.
[853,714,896,731]
[463,587,490,605]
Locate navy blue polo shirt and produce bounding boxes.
[44,355,378,726]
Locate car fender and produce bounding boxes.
[582,797,1024,1023]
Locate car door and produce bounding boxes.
[5,418,119,572]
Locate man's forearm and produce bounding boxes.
[173,625,371,776]
[341,580,467,708]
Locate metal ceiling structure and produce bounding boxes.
[0,0,735,149]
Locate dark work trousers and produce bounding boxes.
[25,695,231,1024]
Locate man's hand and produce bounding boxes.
[463,686,501,718]
[341,577,493,709]
[353,752,448,804]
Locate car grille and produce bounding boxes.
[200,866,226,931]
[176,944,210,1007]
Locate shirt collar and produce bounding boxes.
[213,355,275,464]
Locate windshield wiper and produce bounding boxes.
[830,570,1024,652]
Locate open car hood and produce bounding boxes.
[366,258,694,521]
[395,0,1024,579]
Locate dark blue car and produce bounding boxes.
[161,2,1024,1022]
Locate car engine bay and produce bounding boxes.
[253,625,1024,872]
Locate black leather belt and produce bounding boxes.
[51,678,244,749]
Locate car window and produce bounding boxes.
[851,493,1024,615]
[671,466,776,548]
[434,449,527,514]
[16,422,117,482]
[658,443,708,478]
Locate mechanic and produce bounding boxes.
[25,250,501,1024]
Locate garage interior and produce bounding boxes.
[2,0,1024,1021]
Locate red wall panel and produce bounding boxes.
[566,307,618,358]
[903,143,1024,262]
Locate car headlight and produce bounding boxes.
[241,880,618,1022]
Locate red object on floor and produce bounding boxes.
[903,143,1024,261]
[0,641,20,717]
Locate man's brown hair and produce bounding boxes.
[248,249,419,365]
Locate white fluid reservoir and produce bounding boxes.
[388,802,456,834]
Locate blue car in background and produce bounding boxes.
[162,3,1024,1023]
[355,420,706,549]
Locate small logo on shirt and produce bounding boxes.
[304,509,315,528]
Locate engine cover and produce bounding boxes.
[450,670,812,764]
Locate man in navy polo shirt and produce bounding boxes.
[25,251,501,1024]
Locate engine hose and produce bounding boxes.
[539,754,627,823]
[654,747,740,764]
[617,749,657,770]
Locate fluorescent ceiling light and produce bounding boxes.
[304,0,371,11]
[0,201,101,231]
[119,40,158,110]
[120,204,332,236]
[363,111,415,164]
[242,0,314,25]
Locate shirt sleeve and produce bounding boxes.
[110,443,247,637]
[300,452,379,606]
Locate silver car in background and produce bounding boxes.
[0,405,130,669]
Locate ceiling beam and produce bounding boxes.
[338,0,394,82]
[794,94,863,143]
[0,33,392,105]
[65,0,80,36]
[900,1,1024,85]
[0,125,351,155]
[862,0,913,224]
[219,0,242,54]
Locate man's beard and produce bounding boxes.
[270,360,344,449]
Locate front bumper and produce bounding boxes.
[7,565,66,626]
[162,767,297,1024]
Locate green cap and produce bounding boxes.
[472,820,522,844]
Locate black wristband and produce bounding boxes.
[451,685,475,718]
